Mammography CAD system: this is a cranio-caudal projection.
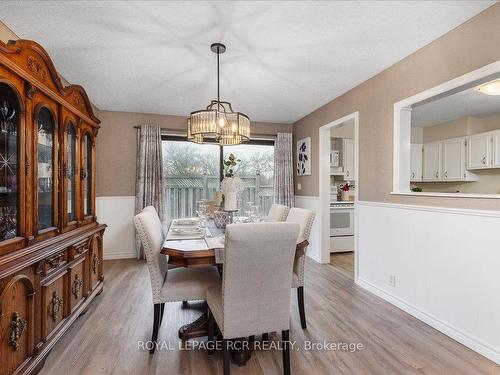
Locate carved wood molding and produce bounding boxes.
[0,39,100,125]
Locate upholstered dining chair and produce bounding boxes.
[142,205,168,235]
[134,209,221,354]
[285,207,315,329]
[207,222,300,375]
[265,203,290,222]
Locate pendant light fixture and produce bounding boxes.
[187,43,250,145]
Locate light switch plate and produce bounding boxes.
[297,183,302,190]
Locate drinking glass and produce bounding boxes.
[252,205,262,222]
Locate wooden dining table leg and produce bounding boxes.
[178,301,210,340]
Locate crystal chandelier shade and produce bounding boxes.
[187,43,250,145]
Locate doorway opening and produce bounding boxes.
[318,112,359,281]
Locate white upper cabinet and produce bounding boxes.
[442,138,465,180]
[343,138,355,181]
[422,142,441,181]
[410,143,422,182]
[467,133,491,169]
[492,130,500,168]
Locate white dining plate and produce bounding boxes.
[175,218,199,226]
[171,227,204,235]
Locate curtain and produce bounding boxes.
[274,132,294,207]
[135,124,164,259]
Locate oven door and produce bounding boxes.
[330,208,354,236]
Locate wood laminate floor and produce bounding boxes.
[40,256,499,375]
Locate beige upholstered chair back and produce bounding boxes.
[265,203,290,222]
[222,222,300,339]
[285,207,315,288]
[134,209,169,304]
[143,205,161,228]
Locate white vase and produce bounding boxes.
[224,192,237,211]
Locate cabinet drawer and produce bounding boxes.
[43,250,67,276]
[69,239,89,261]
[41,271,67,341]
[68,258,86,313]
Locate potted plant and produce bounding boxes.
[339,182,351,201]
[220,154,244,211]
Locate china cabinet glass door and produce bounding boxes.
[37,107,55,231]
[82,133,92,217]
[0,83,19,241]
[66,123,76,223]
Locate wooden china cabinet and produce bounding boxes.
[0,39,106,375]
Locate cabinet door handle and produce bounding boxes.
[72,274,84,298]
[482,156,486,165]
[9,312,28,351]
[444,171,448,178]
[49,292,63,322]
[346,171,349,177]
[411,172,415,179]
[435,171,439,178]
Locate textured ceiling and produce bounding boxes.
[1,1,495,123]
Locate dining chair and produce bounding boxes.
[134,209,221,354]
[206,222,300,375]
[265,203,290,222]
[142,205,168,235]
[285,207,315,329]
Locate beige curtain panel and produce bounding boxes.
[274,132,295,207]
[135,124,164,259]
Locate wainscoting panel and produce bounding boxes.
[96,196,136,260]
[294,195,321,263]
[357,201,500,364]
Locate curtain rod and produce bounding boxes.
[132,125,284,139]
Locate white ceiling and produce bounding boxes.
[1,1,495,123]
[412,81,500,127]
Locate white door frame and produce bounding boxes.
[318,111,359,281]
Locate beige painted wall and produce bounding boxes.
[293,3,500,210]
[96,110,292,196]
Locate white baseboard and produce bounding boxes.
[357,277,500,364]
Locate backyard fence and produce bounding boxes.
[164,174,274,222]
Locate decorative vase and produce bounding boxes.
[341,190,349,201]
[224,192,237,211]
[214,211,229,229]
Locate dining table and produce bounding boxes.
[160,218,309,366]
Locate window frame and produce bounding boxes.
[161,135,275,180]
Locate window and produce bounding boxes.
[162,137,274,223]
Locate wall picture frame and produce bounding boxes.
[297,136,311,176]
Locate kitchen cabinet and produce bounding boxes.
[410,143,422,181]
[442,138,465,180]
[467,133,491,169]
[343,138,355,181]
[492,130,500,168]
[422,142,442,181]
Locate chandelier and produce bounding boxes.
[187,43,250,145]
